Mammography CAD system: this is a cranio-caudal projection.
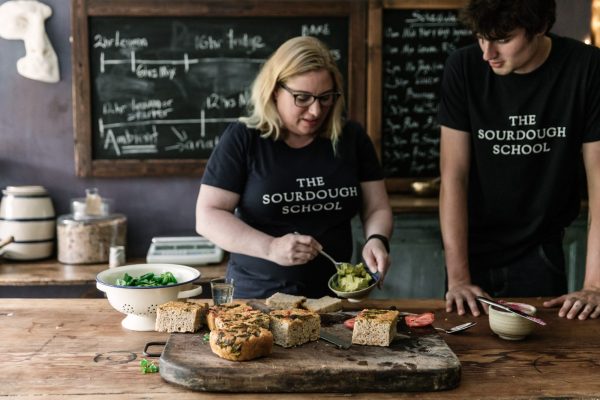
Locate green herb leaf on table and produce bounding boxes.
[140,358,159,374]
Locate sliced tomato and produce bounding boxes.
[405,312,435,328]
[343,318,355,330]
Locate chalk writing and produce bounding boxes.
[88,16,348,160]
[381,9,473,178]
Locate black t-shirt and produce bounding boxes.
[201,121,383,298]
[438,34,600,268]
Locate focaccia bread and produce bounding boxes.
[215,309,271,330]
[206,303,253,331]
[209,324,273,361]
[265,292,306,309]
[155,300,207,333]
[351,309,399,347]
[303,296,343,313]
[269,308,320,348]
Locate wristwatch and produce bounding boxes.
[366,234,390,253]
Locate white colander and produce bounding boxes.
[96,263,203,331]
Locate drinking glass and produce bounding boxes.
[210,277,234,305]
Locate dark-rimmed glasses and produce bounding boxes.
[278,82,340,108]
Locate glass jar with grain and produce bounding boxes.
[57,188,126,264]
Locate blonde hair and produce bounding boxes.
[239,36,345,147]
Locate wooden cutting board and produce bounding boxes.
[159,310,461,392]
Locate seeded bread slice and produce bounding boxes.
[215,309,271,330]
[265,292,306,309]
[210,325,273,361]
[155,300,207,333]
[303,296,343,313]
[269,308,320,348]
[351,309,399,347]
[206,303,253,331]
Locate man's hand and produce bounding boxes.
[543,289,600,320]
[446,283,491,317]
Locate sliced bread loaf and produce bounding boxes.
[209,325,273,361]
[351,309,399,347]
[206,303,253,331]
[269,308,320,348]
[215,309,271,330]
[265,292,306,309]
[155,300,207,333]
[303,296,343,313]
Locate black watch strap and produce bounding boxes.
[366,234,390,253]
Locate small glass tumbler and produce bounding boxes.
[210,277,234,305]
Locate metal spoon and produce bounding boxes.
[318,248,344,273]
[293,231,344,272]
[434,322,477,334]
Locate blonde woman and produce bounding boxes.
[196,36,392,299]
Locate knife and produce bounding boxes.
[476,296,547,326]
[319,330,352,349]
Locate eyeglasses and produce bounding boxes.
[278,82,340,108]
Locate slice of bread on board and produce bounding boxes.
[303,296,343,313]
[265,292,307,309]
[155,300,207,333]
[351,309,399,347]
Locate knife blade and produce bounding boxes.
[319,330,352,349]
[476,296,547,326]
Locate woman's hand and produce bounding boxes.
[267,233,320,266]
[362,238,390,285]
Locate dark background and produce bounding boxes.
[0,0,592,258]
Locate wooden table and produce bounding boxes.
[0,259,227,297]
[1,298,598,399]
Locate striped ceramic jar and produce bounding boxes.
[0,186,55,260]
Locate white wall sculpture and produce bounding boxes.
[0,0,59,83]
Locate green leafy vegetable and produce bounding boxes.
[202,332,210,343]
[140,358,159,374]
[115,271,178,287]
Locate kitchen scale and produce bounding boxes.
[146,236,224,265]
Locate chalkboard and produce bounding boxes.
[367,0,473,192]
[72,0,366,177]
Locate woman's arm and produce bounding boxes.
[195,184,319,266]
[359,180,393,280]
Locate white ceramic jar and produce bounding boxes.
[0,185,55,260]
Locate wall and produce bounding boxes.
[0,0,592,258]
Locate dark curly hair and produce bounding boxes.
[460,0,556,40]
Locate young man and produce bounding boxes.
[438,0,600,320]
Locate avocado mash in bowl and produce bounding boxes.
[328,262,379,302]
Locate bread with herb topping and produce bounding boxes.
[155,300,207,333]
[265,292,306,309]
[215,309,271,330]
[206,303,253,331]
[351,309,399,347]
[269,308,320,348]
[209,324,273,361]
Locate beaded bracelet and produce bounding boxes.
[365,234,390,253]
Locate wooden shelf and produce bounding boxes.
[0,258,226,287]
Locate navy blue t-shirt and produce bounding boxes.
[201,120,383,298]
[438,34,600,268]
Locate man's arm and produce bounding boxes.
[543,141,600,319]
[440,125,490,316]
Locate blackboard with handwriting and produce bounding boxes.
[89,17,347,160]
[380,8,473,179]
[71,1,366,177]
